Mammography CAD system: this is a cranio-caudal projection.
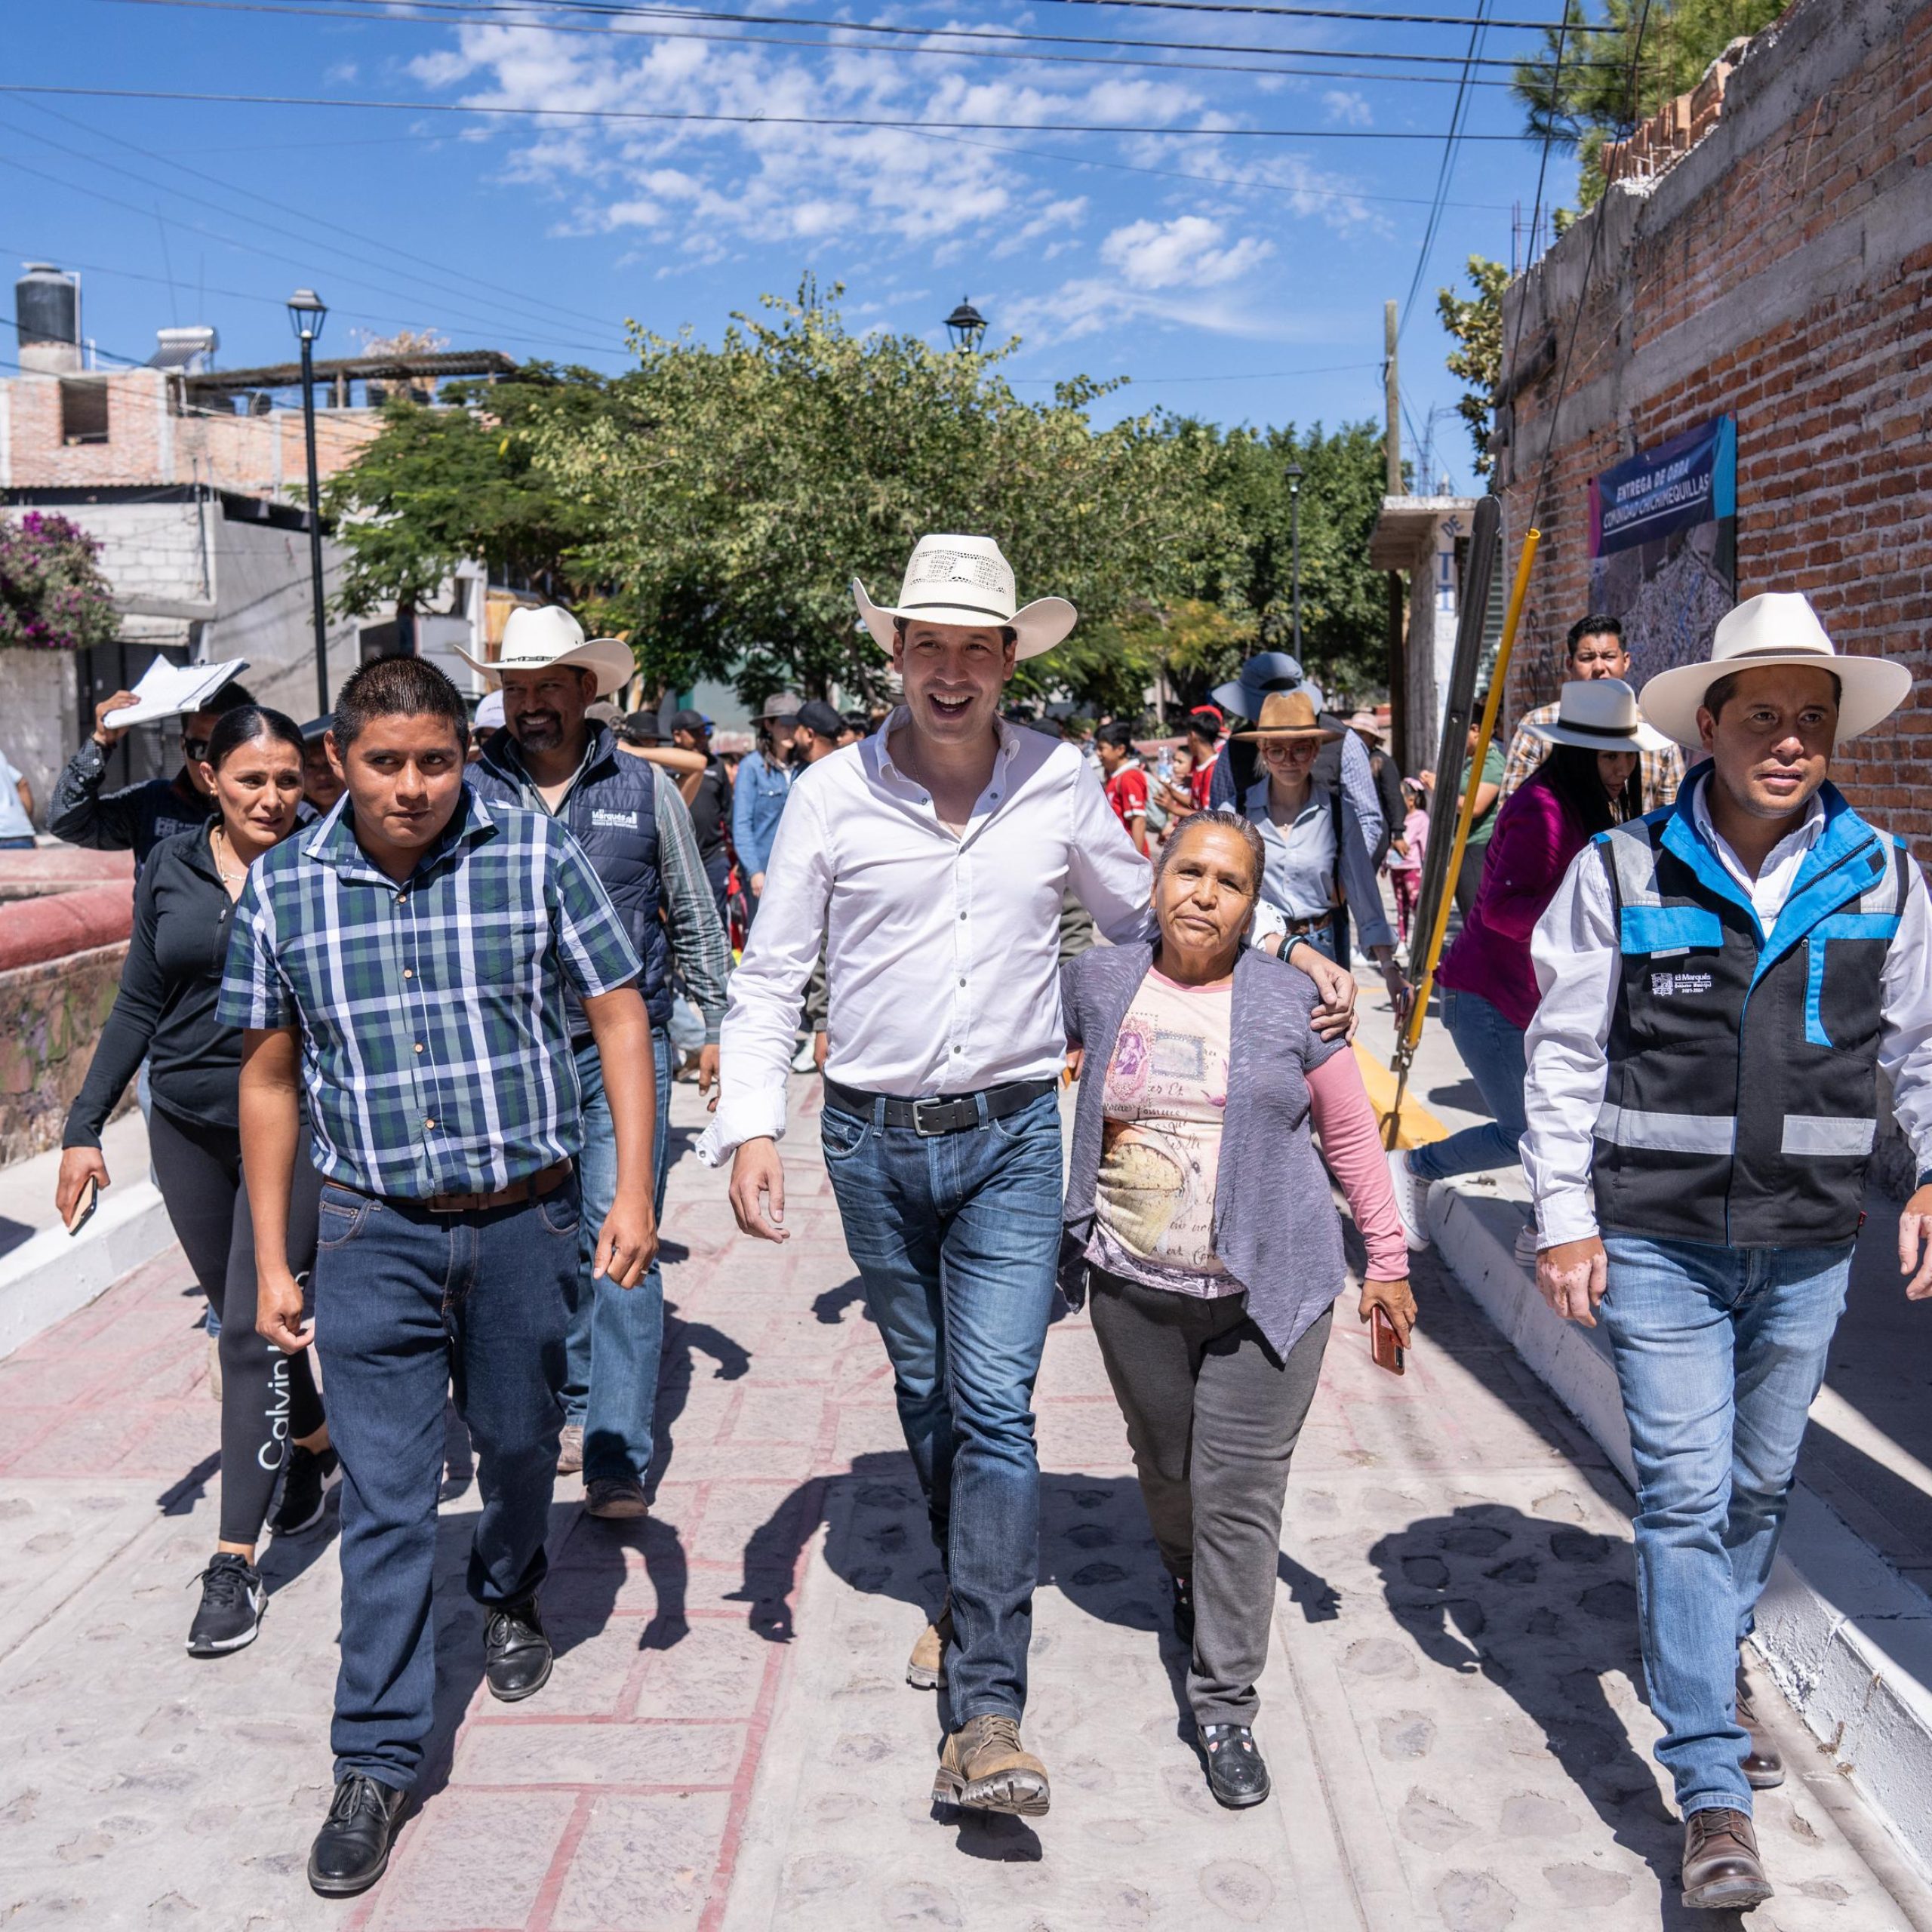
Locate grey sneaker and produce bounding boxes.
[1386,1148,1430,1251]
[556,1424,584,1475]
[584,1475,648,1520]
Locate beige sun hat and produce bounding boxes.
[1527,679,1672,753]
[1231,691,1342,742]
[853,534,1075,661]
[452,605,635,700]
[1638,592,1911,749]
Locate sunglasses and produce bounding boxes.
[183,735,211,763]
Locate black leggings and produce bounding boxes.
[147,1106,325,1545]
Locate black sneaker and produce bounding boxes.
[309,1774,408,1897]
[1171,1574,1195,1649]
[271,1444,341,1537]
[485,1597,553,1702]
[186,1552,265,1657]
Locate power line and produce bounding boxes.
[1028,0,1574,28]
[0,82,1541,138]
[103,0,1623,75]
[1396,0,1488,339]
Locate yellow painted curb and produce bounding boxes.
[1352,1041,1450,1149]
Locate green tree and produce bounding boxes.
[531,281,1224,709]
[321,368,623,622]
[1438,256,1509,478]
[1514,0,1788,206]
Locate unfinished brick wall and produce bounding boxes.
[1496,0,1932,851]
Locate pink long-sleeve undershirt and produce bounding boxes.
[1306,1051,1409,1281]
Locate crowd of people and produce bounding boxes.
[24,530,1932,1916]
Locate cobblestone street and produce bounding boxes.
[2,1076,1927,1931]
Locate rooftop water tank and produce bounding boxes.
[17,263,81,373]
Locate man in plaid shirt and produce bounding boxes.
[221,657,658,1900]
[1500,611,1685,814]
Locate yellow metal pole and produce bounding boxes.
[1383,526,1540,1149]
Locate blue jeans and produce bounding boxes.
[313,1177,579,1790]
[821,1088,1065,1722]
[1600,1234,1853,1817]
[1409,987,1527,1183]
[567,1029,673,1486]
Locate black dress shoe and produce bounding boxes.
[308,1774,407,1897]
[485,1597,553,1702]
[1737,1663,1785,1789]
[1171,1574,1195,1649]
[1201,1723,1272,1808]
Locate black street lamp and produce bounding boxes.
[287,287,331,715]
[943,297,988,352]
[1284,461,1304,657]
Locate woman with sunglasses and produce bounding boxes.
[57,705,331,1657]
[1237,691,1411,1020]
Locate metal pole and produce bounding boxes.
[1290,481,1302,656]
[1384,299,1401,495]
[299,329,329,715]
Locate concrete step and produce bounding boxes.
[1426,1177,1932,1884]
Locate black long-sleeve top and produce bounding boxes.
[48,740,214,863]
[63,826,243,1147]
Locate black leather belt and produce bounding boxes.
[823,1075,1058,1137]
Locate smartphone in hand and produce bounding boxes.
[66,1175,100,1237]
[1371,1304,1405,1376]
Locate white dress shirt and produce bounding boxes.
[699,711,1155,1164]
[1521,774,1932,1244]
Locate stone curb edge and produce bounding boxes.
[0,1179,175,1360]
[1426,1178,1932,1886]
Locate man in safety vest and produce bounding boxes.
[1521,592,1932,1913]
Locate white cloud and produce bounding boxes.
[1100,216,1271,291]
[1323,90,1373,127]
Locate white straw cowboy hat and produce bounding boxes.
[1527,678,1672,754]
[1638,592,1911,749]
[453,605,635,700]
[853,534,1076,661]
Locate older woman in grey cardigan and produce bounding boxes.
[1060,809,1414,1809]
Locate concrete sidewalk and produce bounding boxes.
[3,1074,1929,1928]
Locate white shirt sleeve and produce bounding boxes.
[1065,765,1157,945]
[1521,842,1622,1245]
[1879,854,1932,1180]
[696,783,833,1168]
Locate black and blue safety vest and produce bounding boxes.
[1592,780,1909,1248]
[469,726,672,1035]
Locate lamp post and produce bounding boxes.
[287,287,330,715]
[943,297,988,352]
[1284,461,1304,657]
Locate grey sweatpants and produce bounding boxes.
[1089,1269,1332,1729]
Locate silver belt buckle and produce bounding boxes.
[912,1096,954,1137]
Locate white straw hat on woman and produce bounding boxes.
[853,534,1075,660]
[1528,678,1672,753]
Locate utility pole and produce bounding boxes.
[1383,298,1408,770]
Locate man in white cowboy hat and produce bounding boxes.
[1520,591,1932,1911]
[461,605,734,1521]
[699,534,1357,1819]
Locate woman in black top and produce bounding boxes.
[57,706,329,1658]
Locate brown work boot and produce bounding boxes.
[1681,1807,1773,1912]
[906,1595,952,1690]
[932,1715,1051,1817]
[1737,1659,1785,1789]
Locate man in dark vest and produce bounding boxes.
[1521,593,1932,1913]
[463,608,732,1520]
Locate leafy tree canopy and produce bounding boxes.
[326,281,1399,716]
[1513,0,1788,207]
[1438,256,1509,477]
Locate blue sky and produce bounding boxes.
[4,0,1583,494]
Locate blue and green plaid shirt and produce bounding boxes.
[218,786,641,1200]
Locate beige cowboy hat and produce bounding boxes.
[1638,592,1911,749]
[853,534,1076,661]
[452,605,635,700]
[1232,690,1343,742]
[1527,678,1673,754]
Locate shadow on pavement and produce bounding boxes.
[1370,1503,1753,1931]
[646,1296,752,1501]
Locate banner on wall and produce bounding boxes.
[1588,417,1737,685]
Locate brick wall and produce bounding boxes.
[0,368,380,497]
[1495,0,1932,851]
